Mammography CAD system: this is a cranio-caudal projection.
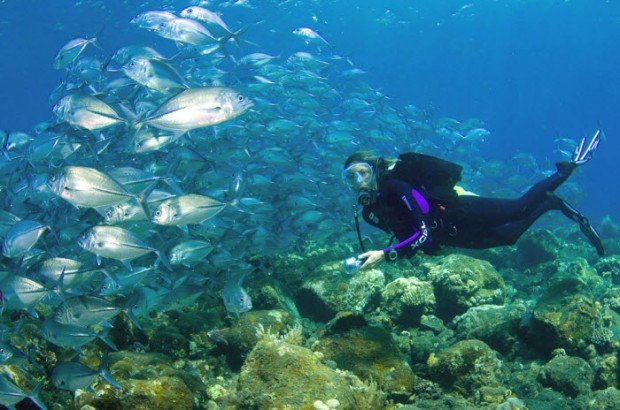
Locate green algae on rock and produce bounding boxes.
[72,351,205,409]
[453,303,527,355]
[426,339,505,397]
[537,355,594,398]
[530,293,601,356]
[296,265,385,322]
[237,329,385,409]
[208,309,292,368]
[316,325,415,396]
[515,229,562,268]
[381,276,435,327]
[421,254,506,321]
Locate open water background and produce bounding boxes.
[0,0,618,220]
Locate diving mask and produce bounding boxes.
[342,162,374,191]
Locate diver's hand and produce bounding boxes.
[358,250,385,270]
[572,129,602,165]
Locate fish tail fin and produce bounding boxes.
[90,26,105,51]
[123,304,142,330]
[98,328,118,351]
[155,250,173,272]
[28,381,48,410]
[98,353,122,390]
[134,179,159,220]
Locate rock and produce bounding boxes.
[237,335,385,409]
[594,255,620,285]
[537,355,593,398]
[381,276,435,326]
[322,311,367,335]
[296,264,385,322]
[409,329,452,366]
[421,254,506,321]
[593,354,619,389]
[316,326,415,396]
[574,387,620,410]
[453,303,527,355]
[149,326,190,358]
[515,229,561,268]
[427,339,504,397]
[530,293,600,355]
[75,352,200,409]
[208,309,291,368]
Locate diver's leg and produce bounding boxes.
[515,129,603,213]
[555,197,605,256]
[488,195,604,256]
[485,196,562,246]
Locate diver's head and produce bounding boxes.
[343,151,380,205]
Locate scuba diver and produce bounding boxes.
[342,130,605,270]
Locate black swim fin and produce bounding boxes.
[556,197,605,257]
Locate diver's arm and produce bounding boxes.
[382,219,429,260]
[359,184,429,269]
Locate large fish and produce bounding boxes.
[77,225,169,271]
[48,166,143,209]
[153,17,217,45]
[52,354,121,391]
[1,220,48,258]
[54,35,100,69]
[151,194,228,226]
[0,376,47,410]
[138,87,252,132]
[53,94,125,131]
[40,319,117,351]
[180,6,234,34]
[122,57,187,93]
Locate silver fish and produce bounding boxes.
[222,272,252,316]
[52,354,121,391]
[169,240,214,267]
[48,166,139,208]
[0,275,54,317]
[130,10,176,31]
[180,6,233,34]
[154,17,217,45]
[53,94,124,131]
[0,377,47,410]
[1,220,48,258]
[54,35,100,69]
[132,127,185,154]
[40,319,117,351]
[292,27,330,46]
[122,57,187,93]
[138,87,252,132]
[151,194,227,226]
[77,225,168,271]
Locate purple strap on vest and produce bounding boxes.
[411,188,430,214]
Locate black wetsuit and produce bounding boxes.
[362,167,575,260]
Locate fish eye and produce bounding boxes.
[106,211,112,218]
[155,210,161,217]
[237,94,245,102]
[187,8,193,13]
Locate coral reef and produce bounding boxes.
[426,339,505,397]
[380,276,435,327]
[537,354,594,398]
[421,254,506,321]
[316,325,415,396]
[236,328,385,409]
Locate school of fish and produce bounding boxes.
[0,1,569,403]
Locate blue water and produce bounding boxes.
[0,0,618,220]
